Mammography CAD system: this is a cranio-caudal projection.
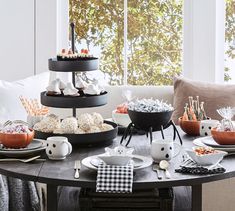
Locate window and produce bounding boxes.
[225,0,235,83]
[69,0,183,85]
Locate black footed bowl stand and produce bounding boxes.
[120,120,183,147]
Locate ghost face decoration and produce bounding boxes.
[45,136,72,160]
[200,120,219,136]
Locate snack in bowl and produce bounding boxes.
[186,147,227,166]
[112,103,131,127]
[34,113,114,134]
[0,124,34,148]
[127,98,174,130]
[211,127,235,145]
[179,96,207,136]
[210,107,235,145]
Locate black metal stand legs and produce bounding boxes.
[120,120,183,147]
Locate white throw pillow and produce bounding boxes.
[0,72,49,122]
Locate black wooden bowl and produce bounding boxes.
[35,121,118,147]
[127,109,173,131]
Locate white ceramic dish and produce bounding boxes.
[185,147,227,166]
[112,110,131,127]
[98,155,132,166]
[0,139,43,151]
[90,157,144,168]
[82,154,152,171]
[202,136,235,148]
[193,136,235,152]
[0,139,46,158]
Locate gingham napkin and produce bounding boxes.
[96,162,134,193]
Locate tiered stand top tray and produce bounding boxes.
[48,58,99,72]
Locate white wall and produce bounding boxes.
[0,0,69,82]
[0,0,35,81]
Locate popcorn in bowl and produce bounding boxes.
[34,112,114,134]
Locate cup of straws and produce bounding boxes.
[19,96,49,128]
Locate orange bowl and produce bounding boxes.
[178,117,200,136]
[0,129,34,148]
[211,128,235,145]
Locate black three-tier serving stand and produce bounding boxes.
[35,23,118,146]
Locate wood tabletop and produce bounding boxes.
[1,127,235,189]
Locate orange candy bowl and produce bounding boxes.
[0,129,35,148]
[178,117,200,136]
[211,128,235,145]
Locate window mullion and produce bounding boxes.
[123,0,128,85]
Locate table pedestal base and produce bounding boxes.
[47,184,58,211]
[192,184,202,211]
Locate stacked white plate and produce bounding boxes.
[0,139,46,158]
[82,154,153,171]
[193,136,235,152]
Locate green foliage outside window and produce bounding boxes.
[70,0,235,84]
[70,0,182,85]
[225,0,235,81]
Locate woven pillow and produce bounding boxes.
[172,76,235,124]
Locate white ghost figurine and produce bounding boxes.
[57,79,66,90]
[93,79,105,93]
[105,146,134,156]
[63,82,79,96]
[83,84,101,95]
[76,77,88,89]
[46,79,61,94]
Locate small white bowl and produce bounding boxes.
[112,110,131,127]
[185,148,227,166]
[98,155,132,166]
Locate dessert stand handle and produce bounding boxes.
[70,22,75,53]
[70,22,76,117]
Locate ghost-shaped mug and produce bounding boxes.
[200,120,219,136]
[151,139,181,163]
[45,136,72,160]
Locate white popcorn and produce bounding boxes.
[77,113,94,131]
[33,114,60,133]
[60,117,78,133]
[92,112,103,125]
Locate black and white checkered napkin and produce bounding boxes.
[96,162,134,193]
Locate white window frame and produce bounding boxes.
[183,0,225,83]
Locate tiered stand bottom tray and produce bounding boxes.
[35,121,118,147]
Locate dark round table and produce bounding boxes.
[0,128,235,211]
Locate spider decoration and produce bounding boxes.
[120,120,183,147]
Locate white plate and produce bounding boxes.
[0,139,44,151]
[90,157,144,168]
[202,136,235,148]
[193,137,235,152]
[0,139,46,158]
[82,154,153,171]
